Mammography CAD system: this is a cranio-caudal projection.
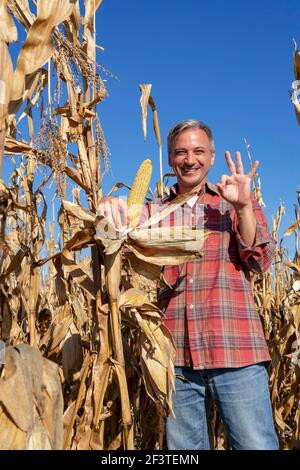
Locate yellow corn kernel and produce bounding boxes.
[127,159,152,228]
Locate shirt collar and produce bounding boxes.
[167,181,219,200]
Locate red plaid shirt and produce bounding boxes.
[155,181,274,370]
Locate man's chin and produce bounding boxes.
[181,177,204,188]
[178,185,199,194]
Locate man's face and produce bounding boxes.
[169,128,215,194]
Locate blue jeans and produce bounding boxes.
[166,363,279,450]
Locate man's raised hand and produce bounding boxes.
[215,151,259,209]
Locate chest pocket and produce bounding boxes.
[203,205,235,262]
[204,205,233,232]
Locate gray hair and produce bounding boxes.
[167,119,215,157]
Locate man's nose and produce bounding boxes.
[185,151,196,164]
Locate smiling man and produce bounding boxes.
[97,119,279,450]
[160,119,279,450]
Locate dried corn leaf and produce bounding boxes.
[107,432,122,451]
[285,262,300,278]
[64,228,94,251]
[28,265,40,346]
[61,322,83,384]
[4,136,34,154]
[77,135,92,190]
[139,84,152,140]
[61,250,97,298]
[126,225,208,266]
[135,311,175,408]
[64,166,91,192]
[36,229,94,268]
[125,251,161,287]
[0,344,63,449]
[0,1,18,43]
[126,240,200,266]
[130,226,208,251]
[41,315,73,353]
[17,69,48,124]
[7,0,35,30]
[148,95,162,147]
[0,407,27,450]
[10,0,76,102]
[0,247,29,282]
[62,200,96,223]
[281,220,300,239]
[138,191,201,229]
[92,362,112,429]
[70,1,81,31]
[98,237,123,256]
[119,287,149,308]
[63,354,91,449]
[84,0,104,28]
[282,380,298,420]
[0,42,14,130]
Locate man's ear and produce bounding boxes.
[210,152,215,166]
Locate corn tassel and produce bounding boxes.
[127,159,152,228]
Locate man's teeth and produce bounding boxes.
[183,168,198,172]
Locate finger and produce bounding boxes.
[225,151,236,175]
[116,198,127,229]
[215,183,225,197]
[97,204,104,217]
[103,201,114,226]
[220,174,227,186]
[97,197,115,217]
[105,200,120,228]
[118,198,129,226]
[97,199,108,217]
[248,160,259,179]
[113,198,129,228]
[112,199,122,229]
[215,181,232,200]
[235,152,244,174]
[219,174,235,187]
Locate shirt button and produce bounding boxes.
[189,278,194,284]
[189,304,194,309]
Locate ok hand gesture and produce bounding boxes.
[215,151,259,210]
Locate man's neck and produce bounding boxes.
[177,180,207,195]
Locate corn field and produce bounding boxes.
[0,0,299,450]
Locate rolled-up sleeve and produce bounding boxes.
[232,194,276,273]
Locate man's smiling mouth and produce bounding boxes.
[181,167,200,173]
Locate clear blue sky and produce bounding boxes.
[96,0,300,250]
[3,0,300,253]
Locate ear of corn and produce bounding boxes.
[127,159,152,228]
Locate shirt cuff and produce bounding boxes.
[236,220,273,258]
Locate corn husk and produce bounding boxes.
[0,344,63,449]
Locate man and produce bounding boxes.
[98,119,279,450]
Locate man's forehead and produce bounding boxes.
[174,128,210,144]
[174,143,208,149]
